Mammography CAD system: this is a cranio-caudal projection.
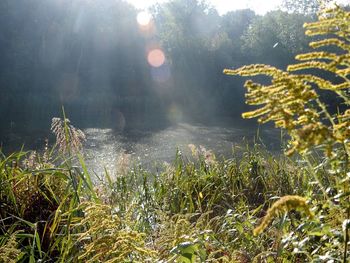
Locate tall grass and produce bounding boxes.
[1,134,341,262]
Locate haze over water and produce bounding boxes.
[82,121,280,176]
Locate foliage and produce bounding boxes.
[0,114,95,262]
[253,195,314,235]
[0,232,21,263]
[225,5,350,262]
[241,11,312,64]
[0,122,316,262]
[225,6,350,157]
[74,202,156,262]
[281,0,328,15]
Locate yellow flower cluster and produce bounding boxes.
[0,232,21,263]
[333,110,350,146]
[304,6,350,39]
[253,195,313,236]
[224,6,350,157]
[76,202,156,262]
[224,64,327,155]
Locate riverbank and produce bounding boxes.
[0,141,345,262]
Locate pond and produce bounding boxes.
[82,121,282,177]
[0,118,282,177]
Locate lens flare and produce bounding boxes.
[147,49,165,68]
[137,11,151,26]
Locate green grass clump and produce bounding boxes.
[1,138,344,262]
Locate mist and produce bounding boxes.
[0,0,338,160]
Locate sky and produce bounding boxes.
[127,0,350,15]
[127,0,284,15]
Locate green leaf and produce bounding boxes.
[35,230,42,258]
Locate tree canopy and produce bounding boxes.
[1,0,346,134]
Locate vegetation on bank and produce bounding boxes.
[1,3,350,263]
[0,133,335,262]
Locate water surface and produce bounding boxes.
[82,122,281,176]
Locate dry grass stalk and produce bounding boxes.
[51,117,85,154]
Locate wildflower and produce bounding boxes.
[253,195,313,236]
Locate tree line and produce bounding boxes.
[0,0,338,134]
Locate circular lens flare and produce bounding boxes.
[147,49,165,68]
[137,11,151,26]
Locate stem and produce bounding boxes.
[315,98,335,126]
[62,106,72,158]
[343,143,349,263]
[344,209,349,263]
[304,155,330,201]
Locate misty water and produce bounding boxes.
[82,121,281,176]
[1,118,281,176]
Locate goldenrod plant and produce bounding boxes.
[253,195,314,236]
[0,232,21,263]
[224,5,350,157]
[225,4,349,262]
[74,202,157,262]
